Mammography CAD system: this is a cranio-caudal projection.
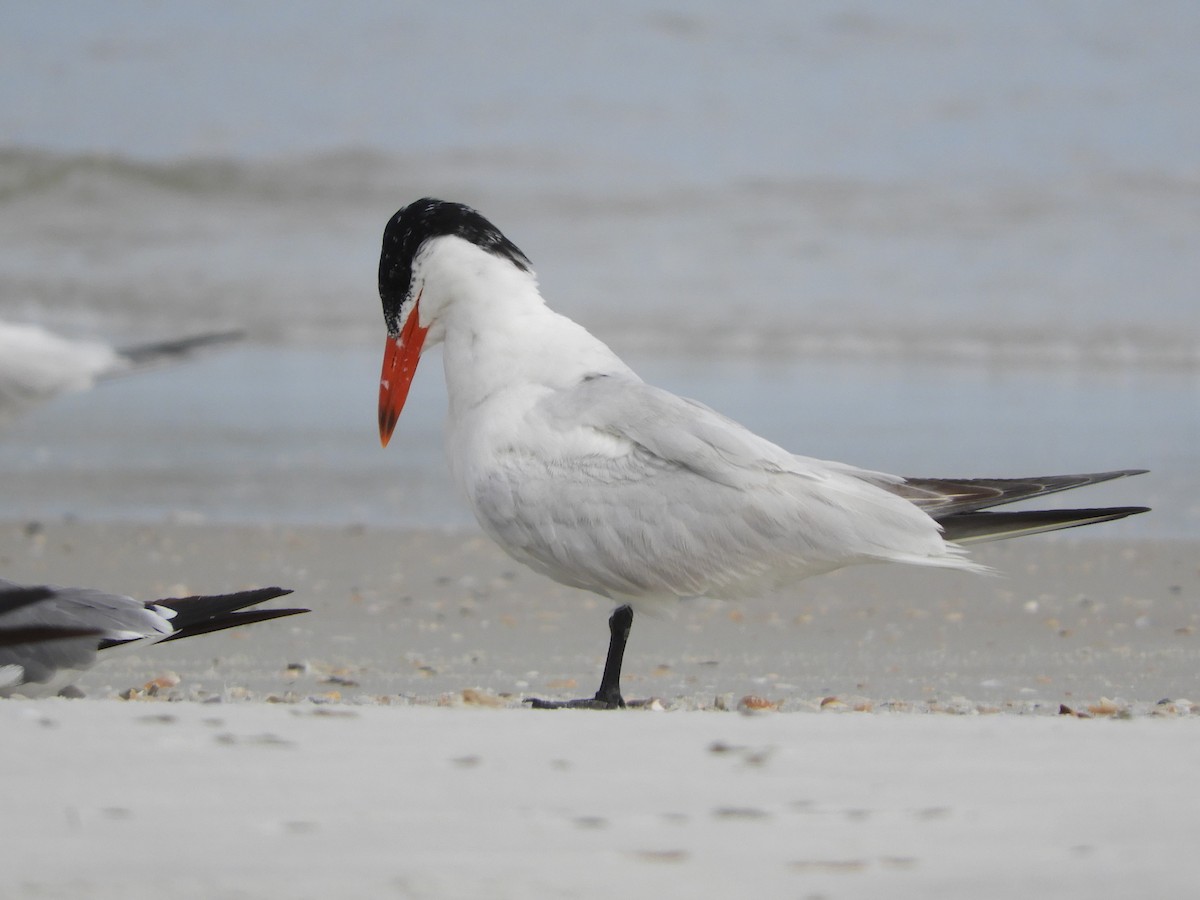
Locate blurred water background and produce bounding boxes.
[0,2,1195,534]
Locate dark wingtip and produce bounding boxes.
[940,505,1151,543]
[151,586,296,624]
[155,606,309,644]
[114,329,244,369]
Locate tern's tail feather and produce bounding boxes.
[880,468,1150,543]
[938,506,1150,545]
[106,329,243,378]
[895,469,1148,517]
[99,587,307,649]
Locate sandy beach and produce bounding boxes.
[2,521,1196,710]
[2,520,1197,898]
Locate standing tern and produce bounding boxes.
[0,579,306,697]
[0,319,242,421]
[376,198,1148,709]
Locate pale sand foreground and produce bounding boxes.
[5,701,1198,899]
[1,521,1198,898]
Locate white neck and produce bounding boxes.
[415,237,635,416]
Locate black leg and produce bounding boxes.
[592,604,633,707]
[526,605,634,710]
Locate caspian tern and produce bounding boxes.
[0,320,242,421]
[0,580,306,697]
[376,198,1149,709]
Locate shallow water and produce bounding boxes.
[0,345,1188,536]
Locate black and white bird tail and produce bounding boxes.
[105,329,244,380]
[891,469,1149,544]
[100,586,305,649]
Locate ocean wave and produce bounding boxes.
[1,146,1195,372]
[0,145,576,205]
[612,324,1200,371]
[0,146,405,204]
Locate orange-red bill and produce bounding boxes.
[378,300,430,447]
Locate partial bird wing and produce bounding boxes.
[0,582,305,691]
[125,587,304,646]
[891,471,1148,516]
[0,585,56,615]
[468,376,966,603]
[105,330,243,380]
[0,322,120,412]
[0,581,174,686]
[0,322,241,420]
[886,471,1149,543]
[0,586,101,649]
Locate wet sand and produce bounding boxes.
[2,520,1197,898]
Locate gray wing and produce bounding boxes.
[0,585,56,616]
[0,587,103,648]
[0,580,169,689]
[0,585,104,653]
[467,377,961,602]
